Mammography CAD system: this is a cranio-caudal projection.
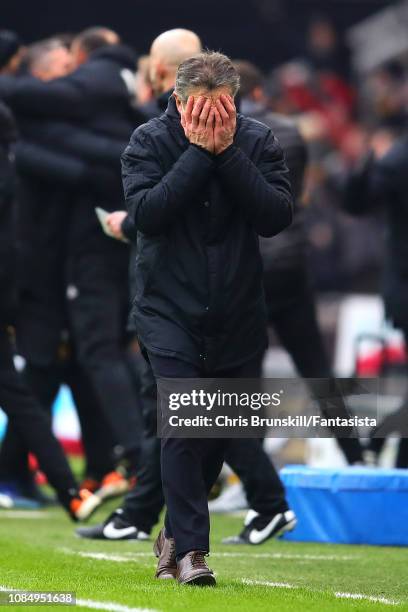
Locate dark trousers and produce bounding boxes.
[120,355,164,533]
[226,439,288,516]
[396,439,408,468]
[0,326,76,504]
[123,436,288,534]
[0,357,115,484]
[264,271,363,464]
[66,250,143,469]
[121,351,287,534]
[148,351,272,556]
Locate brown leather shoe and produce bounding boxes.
[177,551,216,586]
[153,528,177,579]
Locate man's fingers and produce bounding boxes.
[215,99,229,123]
[184,96,194,123]
[199,98,212,127]
[213,107,223,128]
[221,94,236,117]
[206,107,215,129]
[191,96,206,128]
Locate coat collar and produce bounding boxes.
[158,89,174,112]
[165,93,180,120]
[164,94,188,147]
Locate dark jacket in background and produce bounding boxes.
[122,96,292,370]
[0,101,17,324]
[0,44,143,361]
[1,44,143,252]
[139,89,172,120]
[247,107,308,271]
[4,45,143,139]
[243,104,309,314]
[345,136,408,328]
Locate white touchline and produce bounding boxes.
[335,592,400,606]
[61,548,357,562]
[0,511,48,519]
[0,587,160,612]
[243,579,297,589]
[0,587,17,592]
[58,550,403,606]
[214,552,357,561]
[76,599,160,612]
[77,551,146,563]
[242,580,401,606]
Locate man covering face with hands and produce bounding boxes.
[122,51,292,586]
[177,91,237,155]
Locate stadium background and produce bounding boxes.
[1,0,393,67]
[0,2,407,609]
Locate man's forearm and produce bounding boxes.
[216,144,292,237]
[7,77,86,119]
[121,214,137,242]
[124,143,214,235]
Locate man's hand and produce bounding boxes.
[181,96,215,154]
[214,94,236,155]
[106,210,127,241]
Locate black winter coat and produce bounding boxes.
[122,96,292,370]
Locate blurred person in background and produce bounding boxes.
[0,93,101,521]
[301,128,383,294]
[79,29,190,544]
[268,37,384,295]
[344,120,408,468]
[359,62,407,130]
[140,28,202,118]
[135,55,154,106]
[0,30,25,75]
[77,29,202,544]
[277,16,355,153]
[0,27,147,498]
[277,59,355,150]
[306,16,351,79]
[24,39,74,80]
[232,60,365,465]
[70,26,119,65]
[0,37,120,506]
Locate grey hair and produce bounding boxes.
[175,51,240,103]
[24,39,65,72]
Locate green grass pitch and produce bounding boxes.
[0,498,407,611]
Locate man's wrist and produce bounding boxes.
[190,143,215,158]
[121,214,133,239]
[215,143,235,160]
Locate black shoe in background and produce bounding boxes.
[76,508,150,541]
[222,509,297,545]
